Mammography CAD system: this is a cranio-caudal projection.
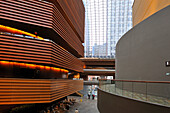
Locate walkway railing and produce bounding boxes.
[99,79,170,107]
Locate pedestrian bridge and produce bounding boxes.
[83,69,115,76]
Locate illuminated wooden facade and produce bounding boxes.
[0,78,83,105]
[0,0,85,106]
[0,34,84,72]
[0,0,85,57]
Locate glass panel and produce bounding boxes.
[99,79,170,107]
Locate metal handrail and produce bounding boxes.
[99,79,170,84]
[99,79,170,107]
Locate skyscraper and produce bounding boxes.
[83,0,134,58]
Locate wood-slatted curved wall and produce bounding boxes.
[46,0,85,42]
[59,0,85,42]
[0,34,84,72]
[0,0,84,57]
[0,78,83,105]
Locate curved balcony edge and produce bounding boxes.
[97,88,170,113]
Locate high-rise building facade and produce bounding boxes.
[83,0,134,58]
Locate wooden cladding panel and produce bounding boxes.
[0,78,83,105]
[51,43,83,72]
[0,34,84,72]
[0,0,52,28]
[46,0,85,42]
[56,0,85,42]
[51,5,83,56]
[0,0,84,57]
[51,80,83,101]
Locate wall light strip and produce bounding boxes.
[0,25,44,40]
[0,61,69,73]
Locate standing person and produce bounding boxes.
[75,108,79,113]
[88,91,91,99]
[92,94,95,100]
[88,86,92,99]
[92,89,95,100]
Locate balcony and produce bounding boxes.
[98,79,170,113]
[0,34,84,72]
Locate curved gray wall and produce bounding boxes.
[116,6,170,81]
[98,89,170,113]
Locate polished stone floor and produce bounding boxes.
[64,96,99,113]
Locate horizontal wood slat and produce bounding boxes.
[46,0,85,42]
[56,0,85,42]
[0,34,84,72]
[0,0,84,57]
[0,78,83,105]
